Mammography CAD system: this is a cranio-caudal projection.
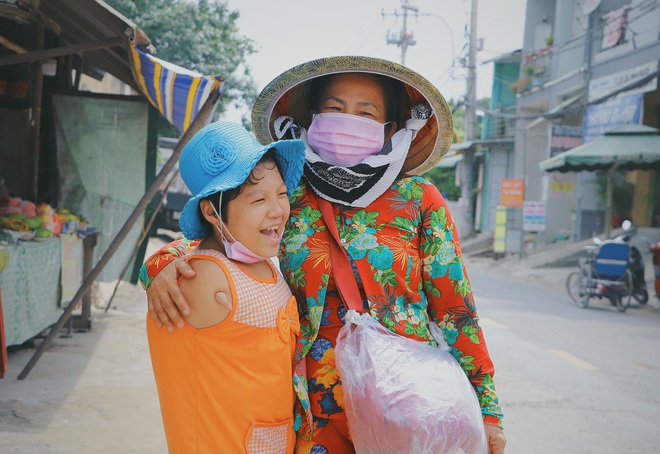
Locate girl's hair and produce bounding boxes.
[199,148,285,233]
[308,73,409,126]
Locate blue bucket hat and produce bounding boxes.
[178,121,306,240]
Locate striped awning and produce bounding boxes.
[129,43,223,133]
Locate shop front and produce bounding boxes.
[0,0,222,378]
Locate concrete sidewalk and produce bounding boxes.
[0,280,167,454]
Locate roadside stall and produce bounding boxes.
[0,0,222,378]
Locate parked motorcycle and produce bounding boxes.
[574,235,632,312]
[566,220,649,311]
[612,220,649,304]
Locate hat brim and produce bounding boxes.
[179,138,305,240]
[252,55,454,175]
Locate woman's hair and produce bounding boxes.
[308,73,409,125]
[199,148,285,233]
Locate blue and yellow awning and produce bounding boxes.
[129,43,223,133]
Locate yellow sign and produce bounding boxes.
[493,205,507,253]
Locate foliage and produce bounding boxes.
[644,170,660,224]
[509,77,531,94]
[106,0,258,134]
[424,167,461,201]
[592,173,635,216]
[522,65,534,77]
[447,98,489,142]
[447,99,464,142]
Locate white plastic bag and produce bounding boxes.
[335,310,487,454]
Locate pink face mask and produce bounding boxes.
[210,199,267,264]
[307,113,388,166]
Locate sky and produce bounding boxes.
[220,0,527,121]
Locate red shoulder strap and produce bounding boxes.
[317,197,364,312]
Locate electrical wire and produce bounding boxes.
[462,69,660,120]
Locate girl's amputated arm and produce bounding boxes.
[179,257,232,329]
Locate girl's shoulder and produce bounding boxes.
[182,250,232,288]
[179,250,234,328]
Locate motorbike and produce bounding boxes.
[566,220,650,312]
[573,235,632,311]
[611,220,649,304]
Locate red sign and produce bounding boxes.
[500,179,524,207]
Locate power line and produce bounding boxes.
[463,69,660,120]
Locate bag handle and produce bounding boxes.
[317,198,364,312]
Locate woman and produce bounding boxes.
[141,56,506,454]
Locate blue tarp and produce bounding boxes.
[129,43,223,133]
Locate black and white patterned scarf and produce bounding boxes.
[274,104,432,207]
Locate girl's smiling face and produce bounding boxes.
[225,162,289,259]
[201,160,290,259]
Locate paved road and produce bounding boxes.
[1,241,658,453]
[466,256,660,454]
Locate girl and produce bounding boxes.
[146,121,305,453]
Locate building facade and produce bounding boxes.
[514,0,660,242]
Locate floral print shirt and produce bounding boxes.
[139,175,504,439]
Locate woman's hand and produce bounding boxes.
[484,423,506,454]
[147,259,195,331]
[146,258,230,331]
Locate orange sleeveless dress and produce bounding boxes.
[146,250,300,453]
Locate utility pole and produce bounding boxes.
[459,0,479,238]
[384,0,418,65]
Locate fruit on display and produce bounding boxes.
[35,227,53,238]
[0,216,29,232]
[0,196,86,240]
[19,200,36,212]
[6,212,27,220]
[25,216,44,230]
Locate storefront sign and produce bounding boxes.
[549,174,576,197]
[523,201,546,232]
[582,93,643,143]
[500,179,524,207]
[588,61,658,102]
[550,125,582,157]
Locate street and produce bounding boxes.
[1,245,659,453]
[467,256,660,454]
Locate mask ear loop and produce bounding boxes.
[210,192,237,243]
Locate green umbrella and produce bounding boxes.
[539,124,660,237]
[540,124,660,172]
